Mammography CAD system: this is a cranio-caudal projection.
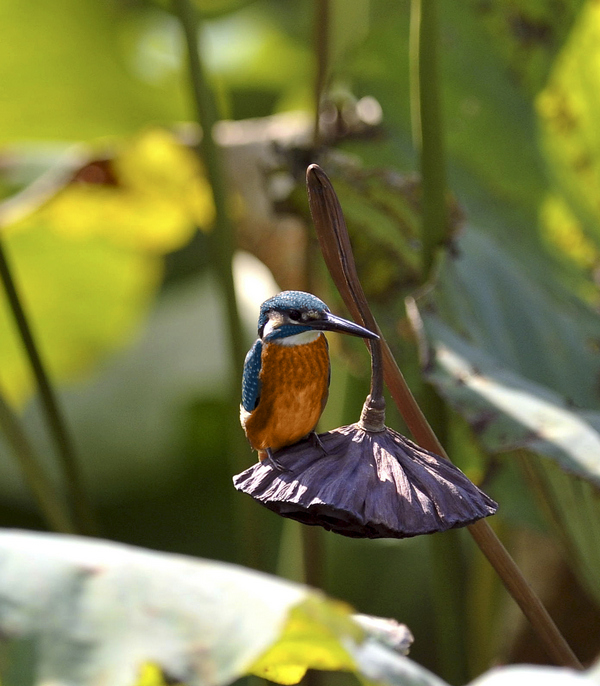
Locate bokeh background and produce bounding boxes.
[1,0,600,682]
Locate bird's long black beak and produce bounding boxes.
[309,312,379,339]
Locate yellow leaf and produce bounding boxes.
[9,128,215,253]
[249,597,362,685]
[536,1,600,247]
[136,663,170,686]
[540,193,598,269]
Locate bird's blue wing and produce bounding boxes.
[241,339,263,412]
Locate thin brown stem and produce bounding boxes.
[306,163,582,670]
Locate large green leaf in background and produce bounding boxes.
[418,310,600,485]
[413,226,600,603]
[0,227,159,407]
[0,0,187,143]
[344,0,597,290]
[537,0,600,249]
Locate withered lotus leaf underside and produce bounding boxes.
[233,424,497,539]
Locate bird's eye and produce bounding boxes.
[288,309,302,321]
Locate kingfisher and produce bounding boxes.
[240,291,379,467]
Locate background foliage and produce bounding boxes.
[0,0,599,684]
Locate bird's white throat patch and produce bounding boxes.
[276,329,321,346]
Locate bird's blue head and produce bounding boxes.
[257,291,378,343]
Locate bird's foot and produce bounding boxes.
[310,431,328,456]
[265,448,290,473]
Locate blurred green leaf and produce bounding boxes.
[537,0,600,249]
[418,312,600,486]
[0,127,215,405]
[0,225,160,406]
[412,226,600,609]
[2,527,596,685]
[523,455,600,607]
[7,275,229,505]
[413,227,600,481]
[0,0,187,142]
[4,128,214,252]
[0,529,308,685]
[432,228,600,408]
[468,0,584,95]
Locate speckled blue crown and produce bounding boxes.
[257,291,329,334]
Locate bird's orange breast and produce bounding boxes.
[242,334,330,454]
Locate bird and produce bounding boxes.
[240,290,379,468]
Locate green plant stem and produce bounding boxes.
[302,523,324,589]
[423,386,468,684]
[0,239,96,536]
[410,0,447,280]
[0,389,75,534]
[173,0,261,569]
[313,0,331,148]
[410,3,488,678]
[428,530,468,684]
[172,0,245,386]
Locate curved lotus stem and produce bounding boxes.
[305,163,582,670]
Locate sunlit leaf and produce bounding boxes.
[417,312,600,486]
[539,193,599,276]
[136,663,170,686]
[0,530,418,686]
[7,128,214,253]
[537,0,600,248]
[0,127,215,404]
[249,598,361,684]
[470,0,584,94]
[431,228,600,409]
